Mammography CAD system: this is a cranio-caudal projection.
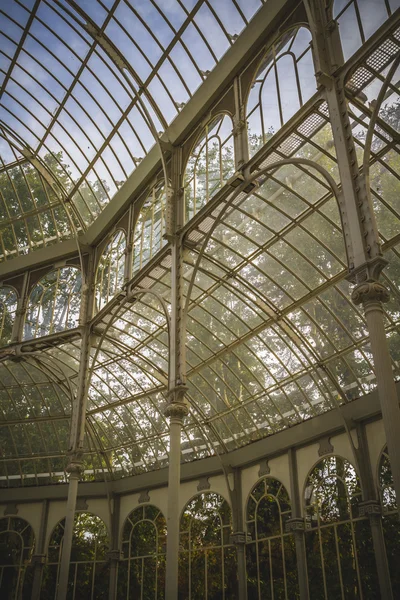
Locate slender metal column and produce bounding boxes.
[57,460,82,600]
[287,448,309,600]
[164,395,188,599]
[356,424,393,599]
[164,146,188,599]
[31,499,49,600]
[57,255,94,600]
[352,281,400,514]
[304,0,400,513]
[108,494,122,600]
[229,468,248,600]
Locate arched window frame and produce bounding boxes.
[246,26,315,157]
[245,476,298,599]
[179,491,236,599]
[42,512,109,600]
[95,229,126,312]
[0,285,18,346]
[304,455,378,599]
[118,504,166,599]
[184,113,235,222]
[0,516,35,600]
[24,266,82,340]
[132,182,166,276]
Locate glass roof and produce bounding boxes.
[0,2,400,487]
[0,0,265,261]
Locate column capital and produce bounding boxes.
[164,400,188,421]
[232,116,246,137]
[66,454,84,478]
[349,257,390,306]
[165,383,189,421]
[351,280,390,306]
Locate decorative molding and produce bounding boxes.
[66,454,84,478]
[230,531,252,545]
[359,500,382,518]
[31,554,46,565]
[138,490,150,504]
[107,549,123,562]
[197,477,211,492]
[258,460,270,477]
[318,436,334,456]
[347,256,387,285]
[351,280,390,305]
[4,503,18,516]
[76,497,89,511]
[164,400,188,421]
[285,517,306,533]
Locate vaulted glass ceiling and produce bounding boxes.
[0,0,265,261]
[1,2,400,487]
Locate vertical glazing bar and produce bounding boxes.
[11,271,29,343]
[57,467,81,600]
[356,424,393,599]
[287,448,309,600]
[108,494,121,600]
[230,468,248,600]
[31,499,49,600]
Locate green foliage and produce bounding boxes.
[0,286,17,347]
[118,505,166,599]
[24,266,82,340]
[0,517,35,600]
[179,493,237,599]
[41,512,109,600]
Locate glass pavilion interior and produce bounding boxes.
[0,0,400,598]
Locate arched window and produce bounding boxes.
[246,477,298,599]
[41,512,109,599]
[179,492,237,599]
[0,516,35,600]
[118,505,166,598]
[333,0,397,61]
[304,456,378,599]
[378,447,399,591]
[24,266,81,340]
[246,27,316,156]
[95,230,126,312]
[0,286,17,346]
[132,183,166,276]
[184,114,235,222]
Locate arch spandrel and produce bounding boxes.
[24,266,82,340]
